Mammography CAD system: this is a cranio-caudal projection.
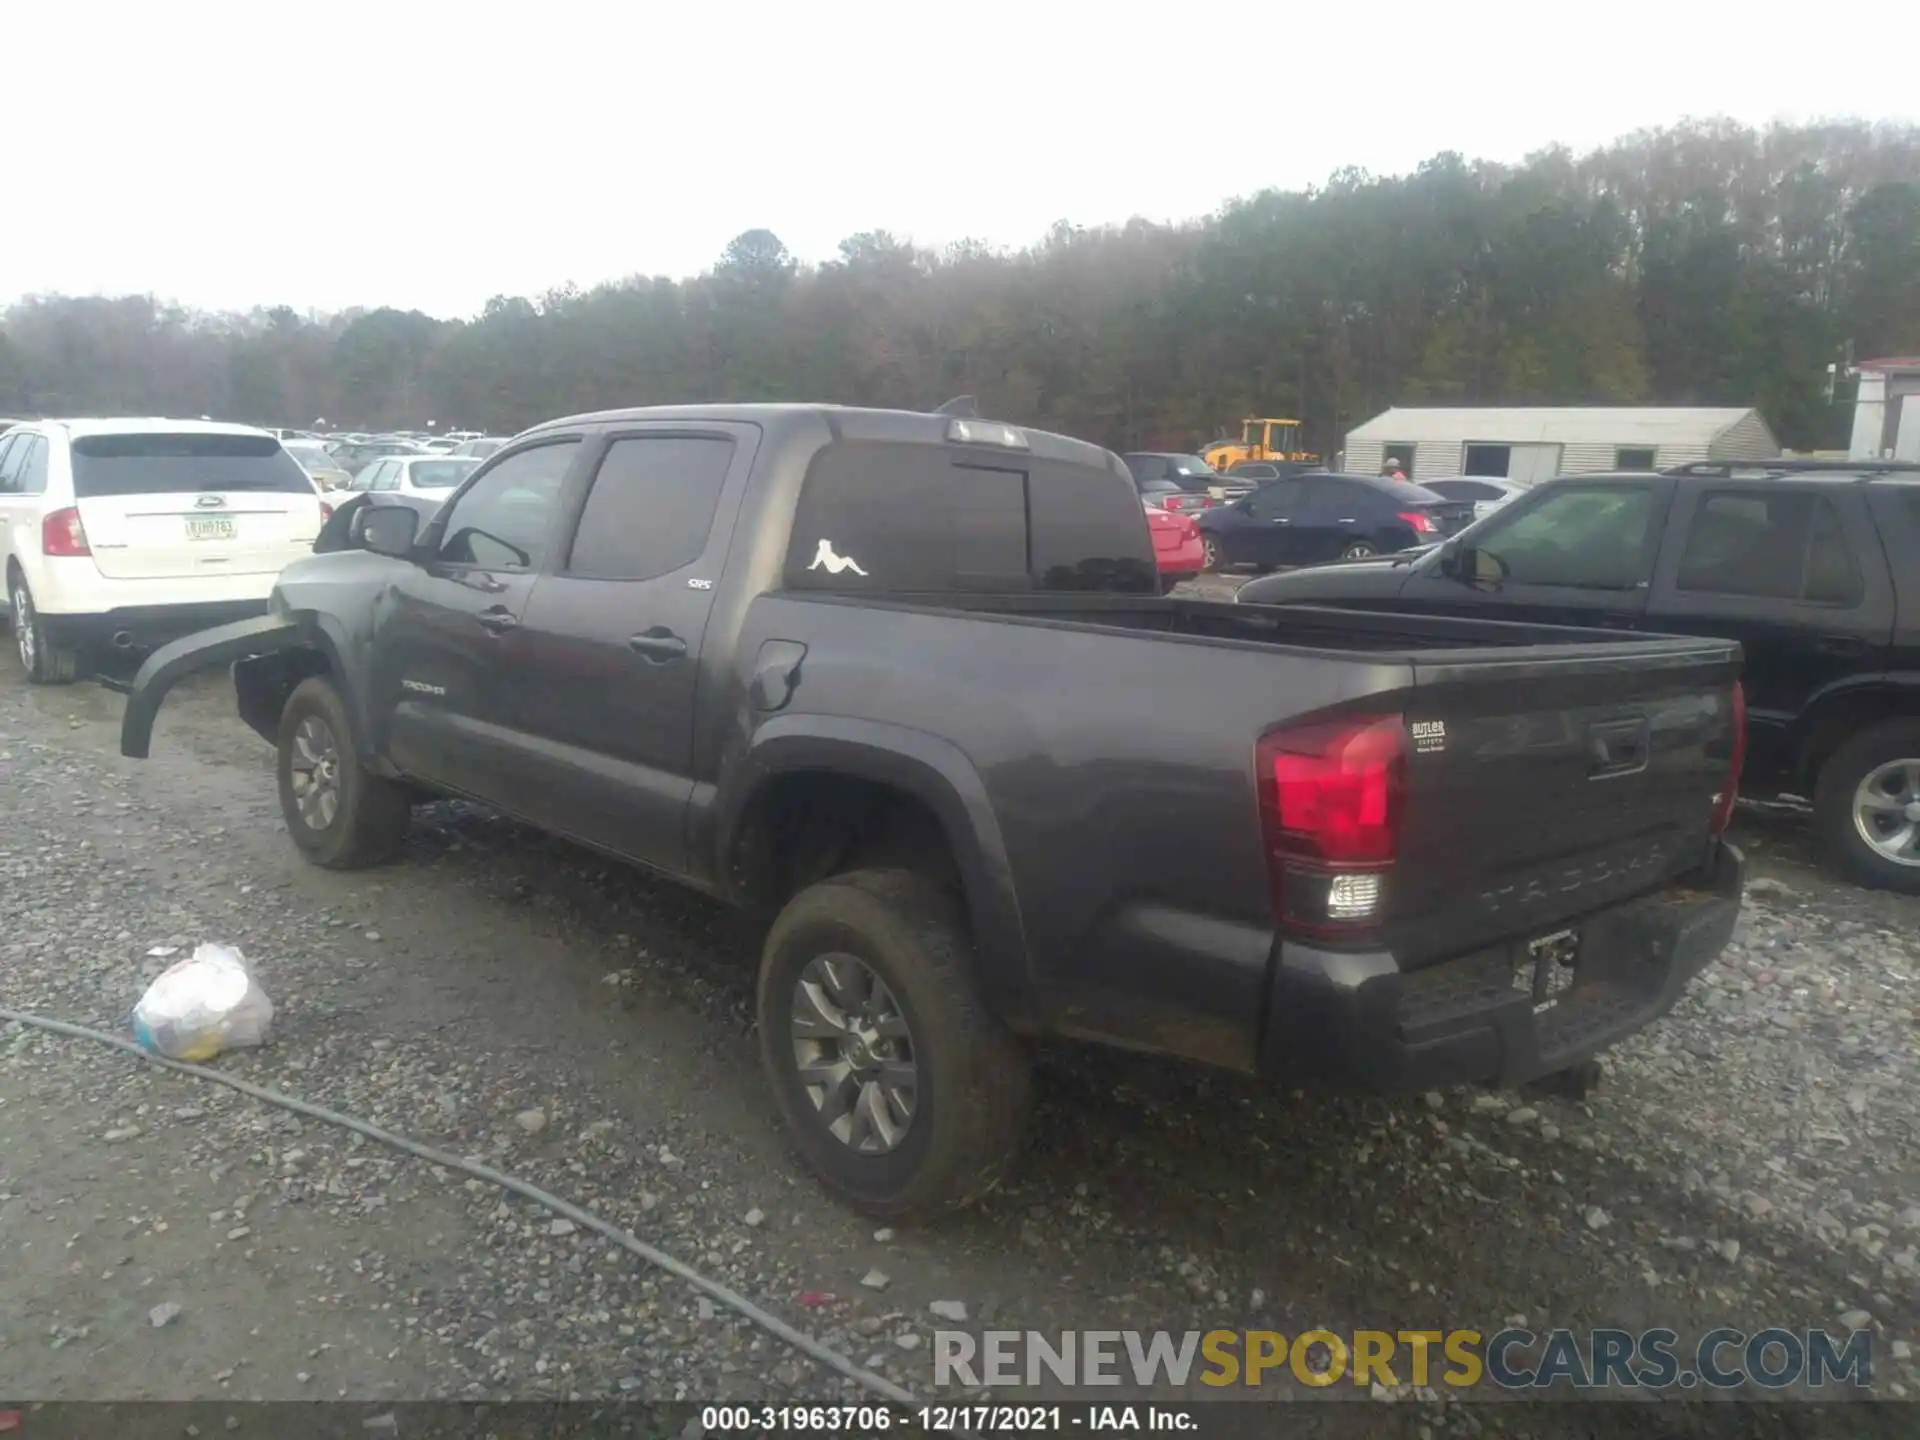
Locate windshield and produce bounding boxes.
[409,458,480,489]
[70,433,316,497]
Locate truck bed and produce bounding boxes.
[743,587,1740,1075]
[794,589,1726,661]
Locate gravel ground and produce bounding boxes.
[0,624,1915,1435]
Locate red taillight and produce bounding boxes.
[42,508,91,557]
[1711,681,1746,835]
[1397,510,1436,534]
[1257,716,1406,934]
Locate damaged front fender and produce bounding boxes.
[119,615,317,759]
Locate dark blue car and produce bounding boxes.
[1195,472,1474,572]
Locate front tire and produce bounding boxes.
[758,868,1030,1221]
[1814,720,1920,893]
[276,676,410,869]
[1201,536,1224,572]
[8,576,80,685]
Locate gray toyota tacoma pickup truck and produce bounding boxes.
[120,404,1747,1219]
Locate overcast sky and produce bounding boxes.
[14,1,1913,319]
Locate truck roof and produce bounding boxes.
[520,403,1124,472]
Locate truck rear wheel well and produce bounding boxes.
[235,647,335,745]
[731,773,962,915]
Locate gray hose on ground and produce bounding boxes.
[0,1006,925,1412]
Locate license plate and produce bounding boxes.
[186,517,236,541]
[1515,928,1579,1012]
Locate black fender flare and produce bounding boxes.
[119,614,343,759]
[718,715,1035,1026]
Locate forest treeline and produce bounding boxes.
[2,119,1916,455]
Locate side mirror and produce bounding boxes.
[352,504,420,559]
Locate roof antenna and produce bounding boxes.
[932,395,979,419]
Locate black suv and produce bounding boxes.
[1238,460,1920,891]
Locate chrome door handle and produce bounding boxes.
[475,608,518,634]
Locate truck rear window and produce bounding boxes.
[787,441,1155,594]
[70,433,316,498]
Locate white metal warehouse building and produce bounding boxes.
[1343,407,1780,484]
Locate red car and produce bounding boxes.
[1144,502,1205,591]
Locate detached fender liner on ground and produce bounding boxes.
[119,615,311,759]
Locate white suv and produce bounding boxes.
[0,419,330,683]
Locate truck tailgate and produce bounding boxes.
[1386,639,1741,966]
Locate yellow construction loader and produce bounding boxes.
[1201,418,1319,472]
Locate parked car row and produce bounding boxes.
[1118,451,1524,586]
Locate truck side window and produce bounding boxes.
[1678,491,1862,606]
[437,440,579,571]
[565,436,734,581]
[1472,485,1658,591]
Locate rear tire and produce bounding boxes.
[1813,720,1920,893]
[8,576,80,685]
[758,868,1030,1221]
[1201,536,1224,573]
[276,676,410,869]
[1340,541,1377,560]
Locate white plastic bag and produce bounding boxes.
[132,944,274,1061]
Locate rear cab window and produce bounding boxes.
[786,441,1154,594]
[70,433,314,497]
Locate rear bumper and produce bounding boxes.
[42,600,270,653]
[1257,841,1745,1089]
[29,557,283,618]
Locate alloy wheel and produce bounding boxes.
[1853,759,1920,866]
[289,715,343,830]
[790,953,918,1154]
[12,586,34,673]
